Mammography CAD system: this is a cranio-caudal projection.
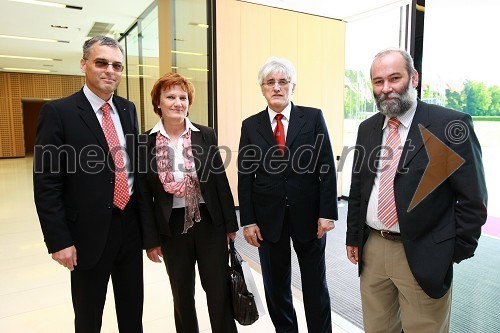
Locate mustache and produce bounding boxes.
[377,92,401,103]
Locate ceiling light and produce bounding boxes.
[8,0,83,10]
[0,55,58,61]
[171,50,206,56]
[189,22,209,29]
[187,68,209,72]
[3,67,51,73]
[137,64,159,68]
[0,34,69,43]
[171,66,208,72]
[123,74,152,78]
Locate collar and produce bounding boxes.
[267,103,292,123]
[150,117,200,138]
[382,99,417,130]
[83,84,115,114]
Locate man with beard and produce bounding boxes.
[345,48,487,333]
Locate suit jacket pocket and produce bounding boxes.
[432,227,455,244]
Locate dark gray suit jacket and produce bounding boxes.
[346,100,488,298]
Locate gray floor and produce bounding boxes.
[236,200,500,332]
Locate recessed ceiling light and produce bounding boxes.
[8,0,83,10]
[187,67,209,72]
[0,34,69,43]
[123,74,152,78]
[137,64,159,68]
[189,22,209,29]
[171,50,206,56]
[3,67,51,73]
[0,55,57,61]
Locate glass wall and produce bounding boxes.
[341,5,409,196]
[171,0,209,126]
[422,1,500,331]
[117,0,211,133]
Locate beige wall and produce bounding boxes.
[216,0,346,203]
[0,72,84,157]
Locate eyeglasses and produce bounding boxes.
[263,79,290,87]
[87,58,124,72]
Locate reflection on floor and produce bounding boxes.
[0,157,354,332]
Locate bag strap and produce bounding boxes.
[229,239,243,274]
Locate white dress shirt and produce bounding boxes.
[83,85,134,195]
[366,101,417,232]
[150,117,205,208]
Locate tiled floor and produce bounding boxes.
[0,157,354,333]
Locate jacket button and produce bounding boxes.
[107,203,112,209]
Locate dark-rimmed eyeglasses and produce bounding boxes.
[86,58,124,72]
[263,80,290,87]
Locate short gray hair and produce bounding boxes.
[371,48,416,79]
[258,57,297,85]
[82,36,124,59]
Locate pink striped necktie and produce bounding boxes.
[101,103,130,210]
[377,117,402,228]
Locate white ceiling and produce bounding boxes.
[0,0,405,76]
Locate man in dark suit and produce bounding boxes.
[346,48,488,333]
[34,36,143,333]
[238,57,338,333]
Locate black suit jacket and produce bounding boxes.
[346,100,488,298]
[34,89,140,269]
[138,123,238,249]
[238,103,338,242]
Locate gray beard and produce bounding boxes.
[375,80,417,117]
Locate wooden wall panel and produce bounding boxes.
[215,0,243,199]
[240,4,271,122]
[216,0,346,203]
[0,72,84,157]
[0,98,11,157]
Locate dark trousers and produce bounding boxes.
[71,198,144,333]
[258,208,332,333]
[160,204,237,333]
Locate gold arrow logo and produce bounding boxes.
[407,124,465,212]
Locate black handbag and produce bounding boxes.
[229,239,259,325]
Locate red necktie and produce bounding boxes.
[378,118,401,228]
[274,113,286,154]
[101,103,130,210]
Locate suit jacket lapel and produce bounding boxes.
[76,90,109,151]
[400,101,431,170]
[114,97,134,136]
[285,103,306,149]
[368,114,385,174]
[190,129,205,180]
[256,109,277,147]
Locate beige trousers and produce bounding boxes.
[360,231,452,333]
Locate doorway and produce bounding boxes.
[22,100,47,155]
